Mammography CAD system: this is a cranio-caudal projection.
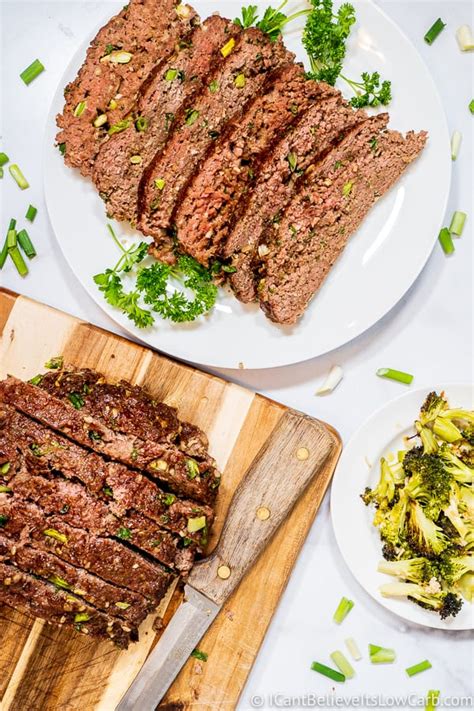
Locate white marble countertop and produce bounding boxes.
[1,1,473,709]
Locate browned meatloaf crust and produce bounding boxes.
[0,377,220,504]
[0,497,173,604]
[137,27,294,263]
[0,560,135,648]
[0,534,150,627]
[174,66,337,265]
[257,116,427,323]
[56,0,198,176]
[93,16,237,224]
[0,406,212,550]
[226,97,368,303]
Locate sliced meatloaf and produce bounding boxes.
[225,97,368,303]
[174,66,336,265]
[256,116,427,323]
[36,366,211,462]
[0,561,135,648]
[93,16,237,224]
[0,406,212,550]
[0,377,220,504]
[138,27,294,262]
[0,535,150,627]
[0,498,173,603]
[6,471,195,572]
[56,0,198,176]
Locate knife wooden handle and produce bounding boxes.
[188,409,335,605]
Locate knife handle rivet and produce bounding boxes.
[217,565,231,580]
[296,447,309,461]
[256,506,270,521]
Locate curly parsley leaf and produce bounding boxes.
[345,71,392,108]
[234,1,310,42]
[94,225,218,328]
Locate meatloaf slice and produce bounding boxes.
[0,406,212,550]
[36,367,211,462]
[0,377,220,504]
[174,67,336,265]
[93,16,237,224]
[0,561,135,648]
[56,0,198,176]
[0,535,150,627]
[137,27,294,263]
[257,116,427,323]
[0,498,173,603]
[225,97,368,303]
[6,471,195,573]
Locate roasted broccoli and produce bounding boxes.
[403,447,452,519]
[419,391,448,425]
[380,582,463,619]
[377,557,434,584]
[361,458,398,507]
[438,444,474,484]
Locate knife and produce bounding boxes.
[116,409,333,710]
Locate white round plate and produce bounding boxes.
[331,384,474,631]
[44,0,451,369]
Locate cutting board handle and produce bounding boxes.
[188,409,334,605]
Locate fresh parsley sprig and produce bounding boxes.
[93,225,218,328]
[341,71,392,108]
[234,1,309,42]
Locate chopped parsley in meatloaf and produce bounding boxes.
[226,97,368,303]
[0,560,136,648]
[93,15,237,225]
[138,27,294,263]
[0,377,220,504]
[56,0,198,176]
[174,66,336,266]
[257,116,427,324]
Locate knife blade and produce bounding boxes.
[116,584,219,711]
[117,409,334,710]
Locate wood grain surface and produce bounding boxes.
[0,289,341,711]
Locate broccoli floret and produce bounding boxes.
[360,458,397,507]
[436,554,474,585]
[403,448,452,519]
[438,444,474,484]
[442,487,469,541]
[407,502,449,558]
[461,425,474,447]
[380,582,463,619]
[415,421,438,454]
[453,429,474,467]
[455,572,474,602]
[382,543,398,561]
[378,490,408,545]
[419,391,448,425]
[377,557,434,584]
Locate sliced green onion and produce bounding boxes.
[438,227,455,255]
[449,210,467,236]
[310,661,345,682]
[130,155,142,164]
[345,637,362,661]
[0,485,12,493]
[369,644,396,664]
[17,229,37,259]
[25,204,38,222]
[376,368,414,385]
[108,119,130,135]
[20,58,45,85]
[209,80,219,94]
[155,178,165,190]
[424,18,446,45]
[187,516,206,533]
[9,247,29,277]
[451,130,462,160]
[107,50,133,64]
[456,25,474,51]
[406,660,432,677]
[425,690,440,711]
[470,99,474,114]
[135,116,148,132]
[185,109,199,126]
[74,612,90,623]
[333,596,354,624]
[9,164,29,190]
[220,38,235,58]
[191,648,208,662]
[94,113,108,128]
[7,228,17,250]
[330,651,355,679]
[234,73,246,88]
[165,68,178,81]
[0,462,10,474]
[0,219,16,269]
[115,601,131,610]
[0,153,9,166]
[73,101,87,117]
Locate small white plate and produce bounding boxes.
[44,0,451,369]
[331,384,474,631]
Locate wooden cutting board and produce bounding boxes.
[0,288,341,711]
